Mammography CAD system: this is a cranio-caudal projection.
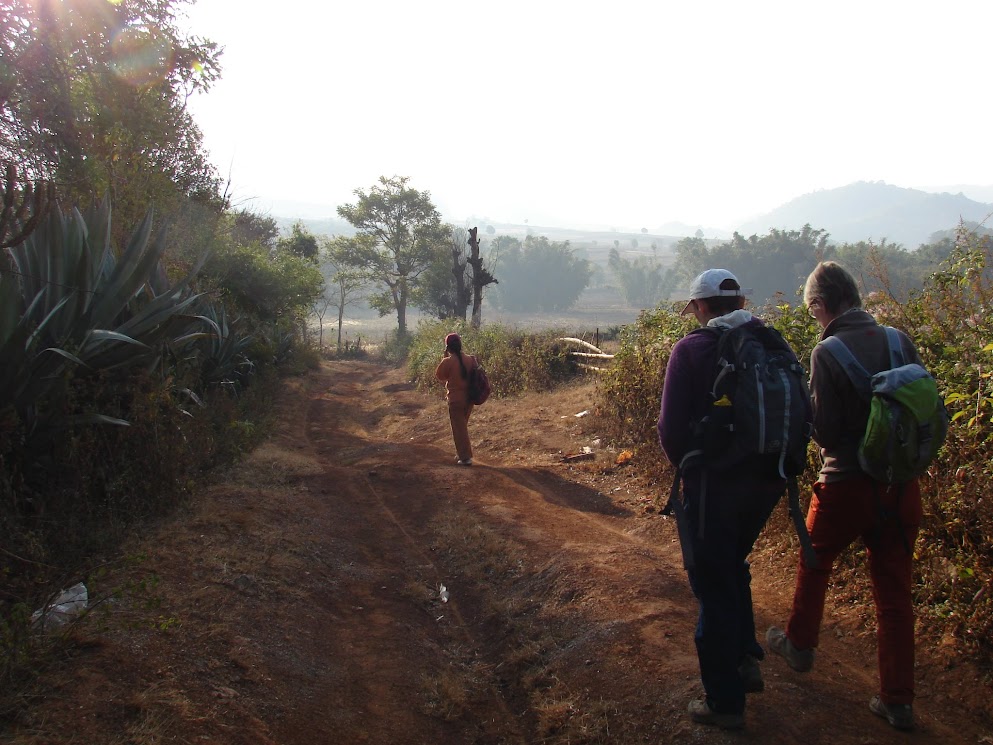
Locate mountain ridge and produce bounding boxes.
[736,181,993,247]
[265,182,993,249]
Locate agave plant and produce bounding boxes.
[1,198,211,434]
[194,302,255,388]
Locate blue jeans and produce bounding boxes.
[682,470,784,713]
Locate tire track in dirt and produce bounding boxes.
[301,363,716,741]
[281,363,525,744]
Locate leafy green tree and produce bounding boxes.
[491,236,591,312]
[608,248,679,307]
[0,0,225,238]
[278,221,320,262]
[414,224,470,320]
[337,176,448,335]
[203,239,324,329]
[487,234,523,263]
[833,238,955,302]
[317,236,369,350]
[589,262,608,289]
[674,225,830,306]
[228,209,280,250]
[673,236,710,281]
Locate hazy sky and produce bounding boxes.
[181,0,992,231]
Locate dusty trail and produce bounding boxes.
[2,360,990,744]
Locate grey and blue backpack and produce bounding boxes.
[818,326,947,484]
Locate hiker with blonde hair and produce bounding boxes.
[767,261,928,731]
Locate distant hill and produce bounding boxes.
[736,181,993,247]
[268,182,993,251]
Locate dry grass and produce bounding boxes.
[418,653,491,722]
[534,688,617,744]
[430,510,524,583]
[226,442,325,487]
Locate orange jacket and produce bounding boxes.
[435,352,477,403]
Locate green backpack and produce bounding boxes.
[818,327,948,484]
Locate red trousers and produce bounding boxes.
[447,400,474,462]
[786,476,922,705]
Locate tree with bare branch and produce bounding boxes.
[468,227,497,328]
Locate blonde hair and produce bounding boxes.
[804,261,861,315]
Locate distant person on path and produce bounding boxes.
[658,269,805,730]
[435,332,477,466]
[766,261,924,731]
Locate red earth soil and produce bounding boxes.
[3,359,991,744]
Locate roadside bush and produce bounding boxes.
[596,304,694,454]
[0,362,278,696]
[322,342,369,361]
[0,197,309,698]
[407,320,578,396]
[874,235,993,660]
[378,331,416,366]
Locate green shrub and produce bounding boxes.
[407,320,579,396]
[0,196,308,695]
[378,330,416,366]
[877,235,993,660]
[0,363,279,692]
[595,304,694,452]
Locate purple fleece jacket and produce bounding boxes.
[656,319,769,467]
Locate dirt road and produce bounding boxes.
[4,360,991,744]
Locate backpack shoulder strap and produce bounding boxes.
[688,325,723,341]
[817,335,872,401]
[753,324,803,364]
[883,326,906,368]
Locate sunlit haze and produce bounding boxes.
[181,0,993,231]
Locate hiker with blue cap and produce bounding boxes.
[658,268,812,730]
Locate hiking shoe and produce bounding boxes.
[687,699,745,729]
[870,695,914,731]
[739,654,764,693]
[766,626,814,672]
